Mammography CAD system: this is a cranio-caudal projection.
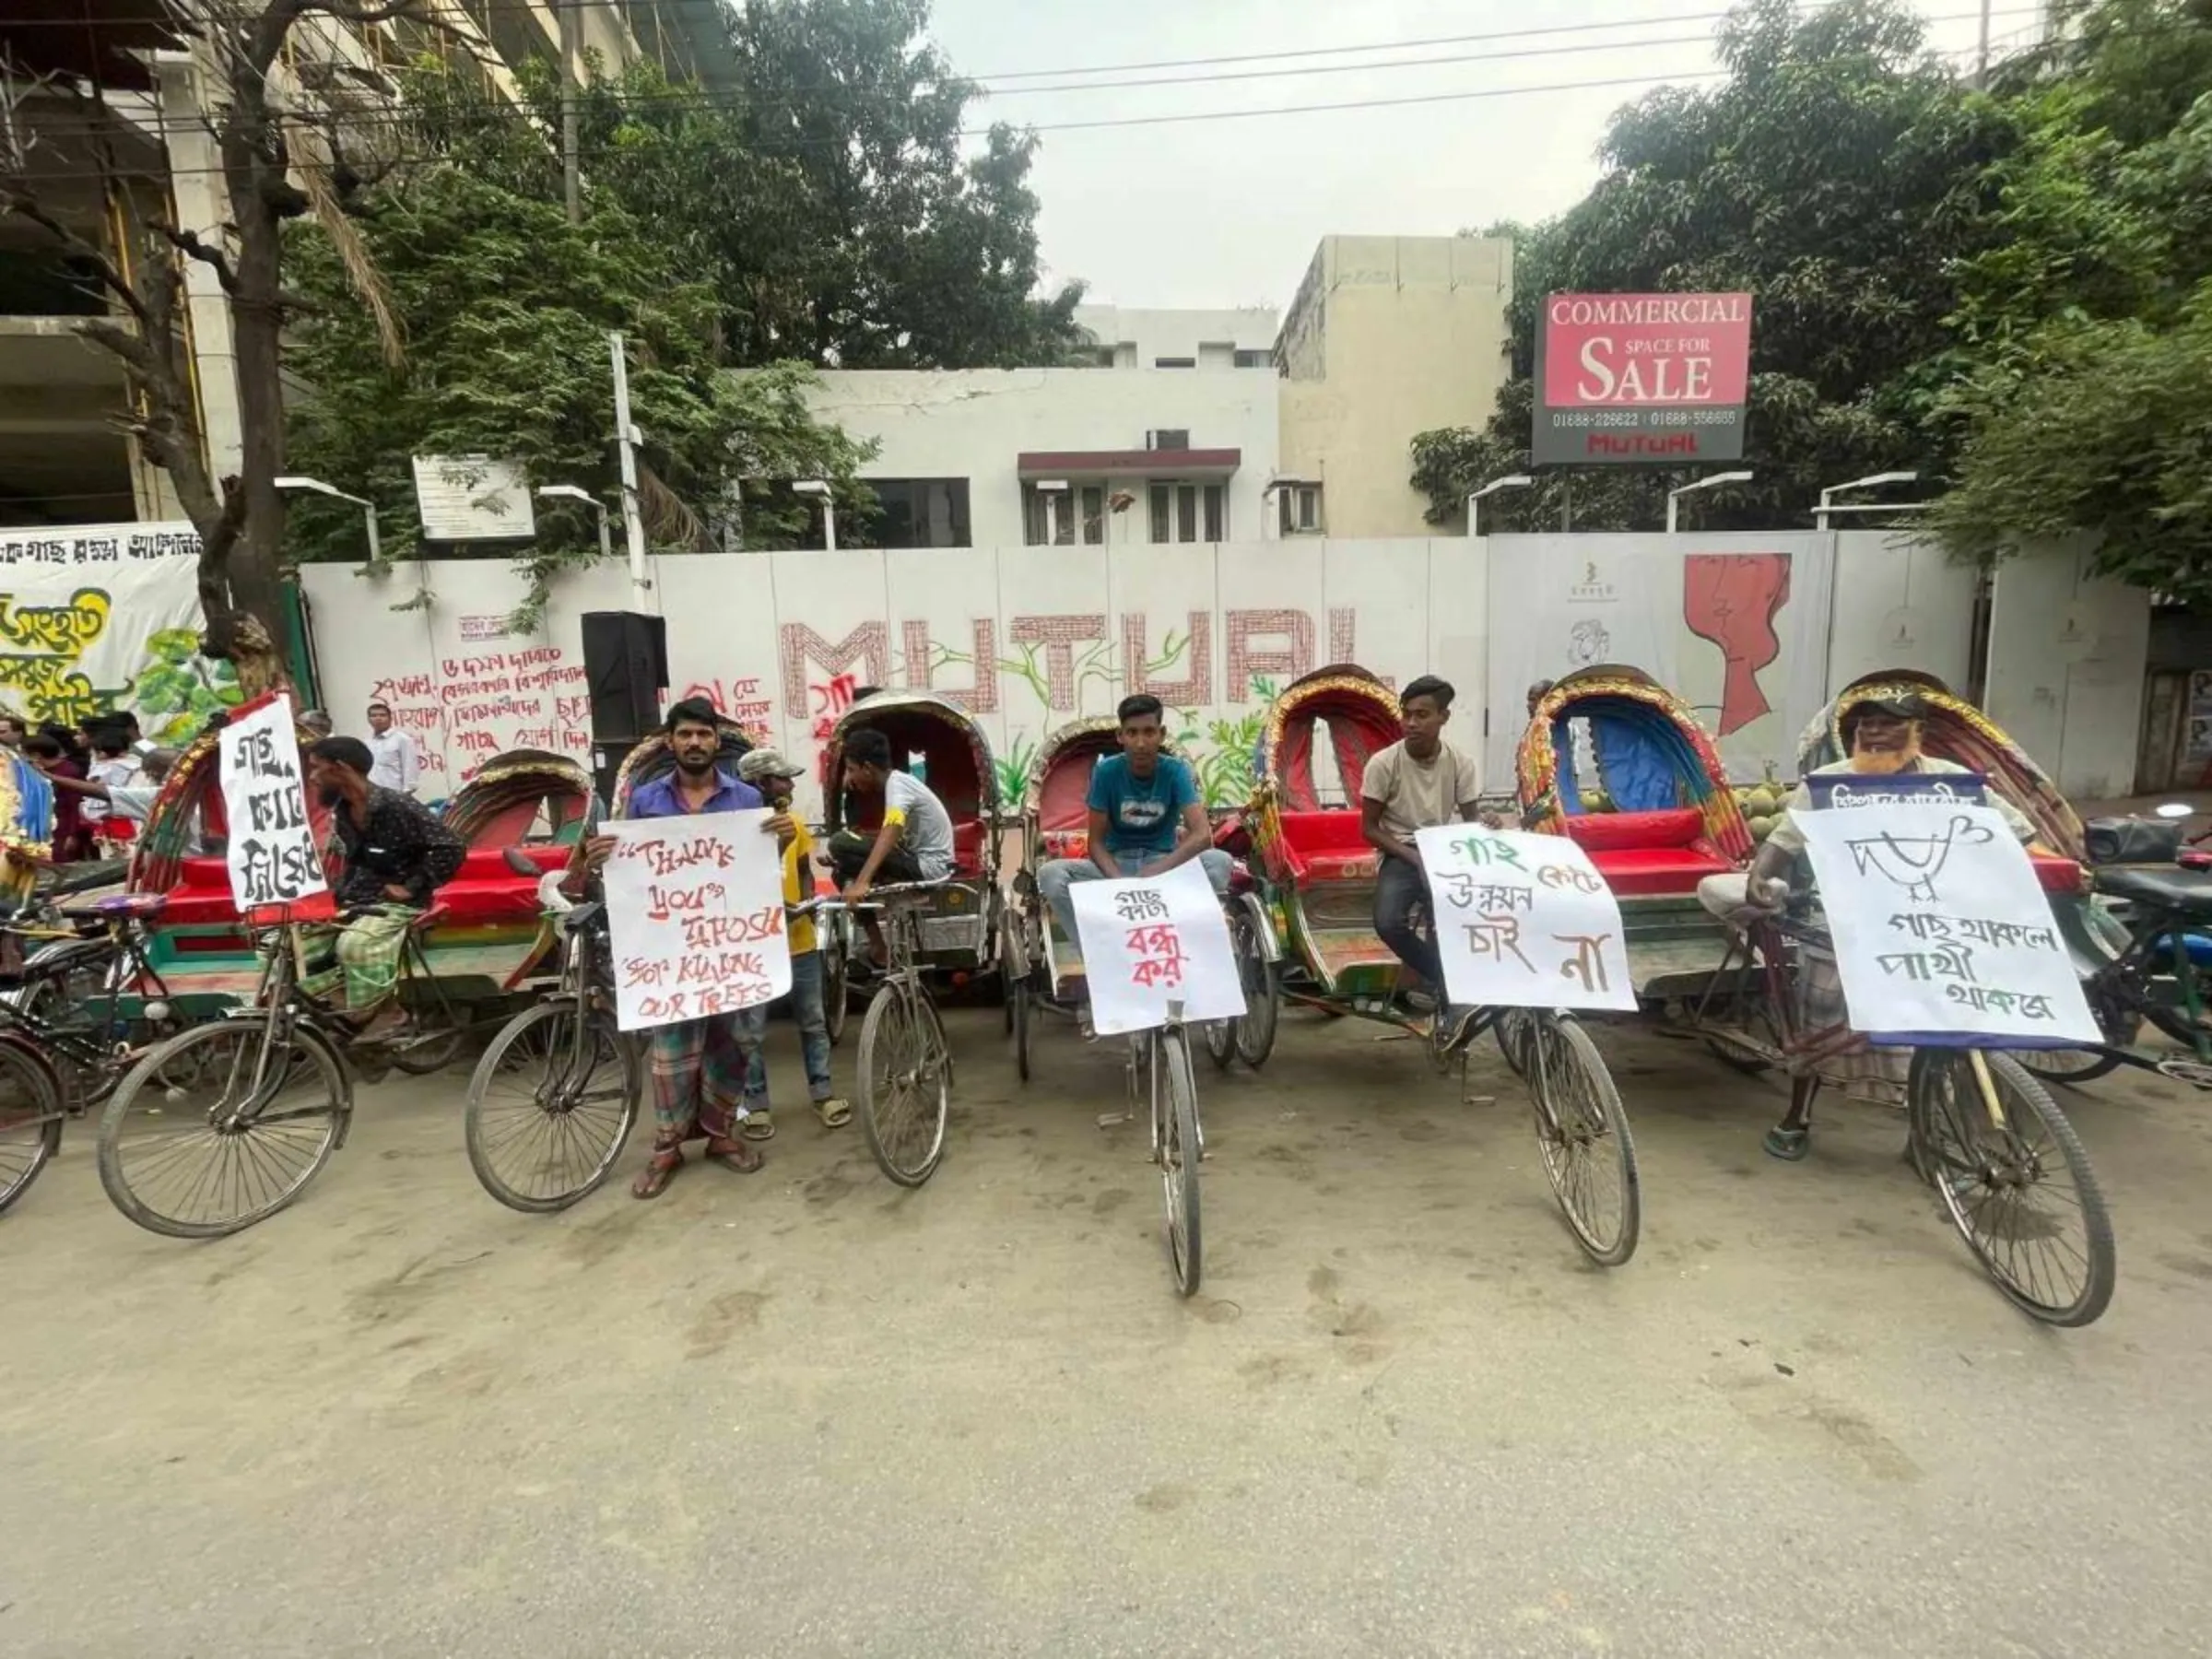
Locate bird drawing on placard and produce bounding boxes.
[1845,815,1995,903]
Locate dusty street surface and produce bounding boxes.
[6,1006,2211,1657]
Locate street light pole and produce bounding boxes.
[1665,470,1755,534]
[1465,473,1534,537]
[274,474,380,567]
[794,478,835,552]
[607,332,652,604]
[535,485,612,563]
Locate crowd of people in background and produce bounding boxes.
[0,698,427,865]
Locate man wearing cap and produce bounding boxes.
[1706,688,2039,1160]
[735,748,850,1139]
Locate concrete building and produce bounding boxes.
[0,0,713,530]
[809,365,1279,550]
[1277,235,1514,540]
[1072,304,1278,371]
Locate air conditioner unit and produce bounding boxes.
[1145,428,1192,452]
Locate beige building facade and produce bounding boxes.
[1276,235,1514,540]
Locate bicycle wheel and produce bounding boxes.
[17,937,119,1108]
[2010,1001,2137,1086]
[387,991,469,1077]
[858,988,948,1186]
[1230,908,1278,1069]
[1909,1048,2115,1326]
[1524,1016,1641,1266]
[1702,978,1785,1077]
[1158,1028,1203,1296]
[465,998,640,1212]
[1203,1009,1236,1071]
[98,1018,350,1239]
[0,1037,65,1216]
[1495,1007,1537,1077]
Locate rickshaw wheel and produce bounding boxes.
[0,1040,65,1217]
[1908,1049,2114,1327]
[2010,1005,2136,1085]
[1159,1027,1203,1296]
[823,926,851,1048]
[1203,1012,1236,1071]
[1012,977,1032,1084]
[465,998,640,1213]
[858,990,949,1186]
[1524,1016,1641,1266]
[388,1001,468,1076]
[1702,984,1784,1077]
[1229,911,1278,1069]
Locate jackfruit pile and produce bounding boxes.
[1731,763,1787,843]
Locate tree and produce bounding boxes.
[1412,0,2012,534]
[282,66,872,614]
[568,1,1085,371]
[1925,0,2212,597]
[0,1,423,687]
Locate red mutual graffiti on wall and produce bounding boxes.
[1008,614,1107,711]
[780,622,888,721]
[1123,612,1213,706]
[1682,552,1792,736]
[900,618,1000,712]
[1226,610,1315,702]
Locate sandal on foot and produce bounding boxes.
[631,1139,685,1199]
[741,1111,775,1142]
[702,1135,765,1174]
[814,1096,853,1129]
[1763,1125,1811,1162]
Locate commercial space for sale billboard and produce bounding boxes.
[1532,292,1753,465]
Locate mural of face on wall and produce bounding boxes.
[1569,619,1610,666]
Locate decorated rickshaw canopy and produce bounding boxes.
[1519,665,1755,862]
[1252,665,1402,811]
[443,749,596,845]
[611,722,754,817]
[822,689,999,834]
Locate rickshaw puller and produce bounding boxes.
[1703,691,2039,1161]
[830,727,957,971]
[1361,675,1498,1052]
[1037,694,1231,955]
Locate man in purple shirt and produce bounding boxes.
[579,699,794,1199]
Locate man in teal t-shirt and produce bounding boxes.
[1037,694,1232,952]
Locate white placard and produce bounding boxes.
[410,455,536,542]
[1068,859,1247,1037]
[218,694,330,918]
[602,810,792,1031]
[1796,801,2099,1043]
[1415,826,1638,1011]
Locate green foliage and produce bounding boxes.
[132,627,242,744]
[1928,0,2212,596]
[284,73,872,600]
[1412,0,2009,533]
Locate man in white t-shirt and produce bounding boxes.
[829,726,956,969]
[1360,674,1495,1051]
[365,700,422,794]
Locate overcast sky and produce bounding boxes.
[923,1,2032,311]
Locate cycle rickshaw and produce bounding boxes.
[1519,668,2114,1324]
[1224,665,1642,1265]
[821,691,1007,1188]
[1004,715,1235,1293]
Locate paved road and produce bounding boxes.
[6,1007,2210,1657]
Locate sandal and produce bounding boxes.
[632,1135,685,1199]
[741,1111,776,1142]
[814,1096,853,1129]
[1763,1124,1811,1162]
[701,1135,765,1174]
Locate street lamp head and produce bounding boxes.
[535,484,595,506]
[792,478,831,498]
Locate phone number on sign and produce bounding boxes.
[1547,408,1741,429]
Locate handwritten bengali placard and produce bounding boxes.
[1415,826,1637,1012]
[1069,859,1246,1037]
[602,810,792,1032]
[218,692,333,922]
[1795,801,2098,1044]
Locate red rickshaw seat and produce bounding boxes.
[157,845,566,929]
[1585,845,1736,897]
[1273,810,1382,883]
[950,818,989,877]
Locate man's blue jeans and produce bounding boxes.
[1038,848,1234,947]
[743,947,836,1110]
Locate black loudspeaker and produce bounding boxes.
[581,610,667,745]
